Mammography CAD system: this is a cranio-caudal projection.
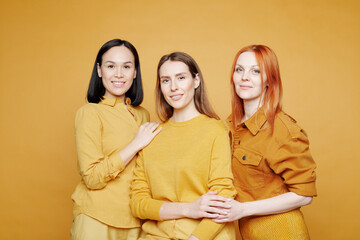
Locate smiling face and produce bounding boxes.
[159,60,200,113]
[233,51,268,105]
[97,46,136,101]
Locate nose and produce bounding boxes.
[242,70,250,81]
[170,79,178,91]
[115,67,123,78]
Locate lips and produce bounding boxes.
[112,81,126,87]
[240,85,252,90]
[170,94,183,101]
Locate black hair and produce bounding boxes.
[87,39,143,106]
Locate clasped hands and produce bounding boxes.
[186,191,244,223]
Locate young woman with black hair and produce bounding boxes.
[71,39,161,240]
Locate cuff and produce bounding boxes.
[145,199,165,221]
[109,151,125,178]
[192,218,224,240]
[288,182,317,197]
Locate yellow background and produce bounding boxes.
[1,0,359,239]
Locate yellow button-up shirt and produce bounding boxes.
[226,109,317,202]
[72,96,149,228]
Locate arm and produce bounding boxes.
[214,128,316,223]
[118,122,161,166]
[130,151,165,220]
[190,129,237,240]
[159,191,229,220]
[131,153,229,221]
[75,106,161,190]
[130,128,235,240]
[213,192,312,223]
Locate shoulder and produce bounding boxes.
[273,111,308,141]
[75,103,102,128]
[133,105,148,113]
[132,105,150,121]
[76,103,100,117]
[201,116,228,134]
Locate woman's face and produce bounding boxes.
[233,51,267,104]
[159,60,200,111]
[97,46,136,100]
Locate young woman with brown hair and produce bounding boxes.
[130,52,236,240]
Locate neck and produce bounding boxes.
[242,98,264,122]
[171,102,201,122]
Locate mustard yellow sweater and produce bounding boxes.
[130,115,236,240]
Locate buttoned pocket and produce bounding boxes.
[232,146,265,189]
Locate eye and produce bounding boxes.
[235,67,243,73]
[252,69,261,74]
[179,76,185,80]
[107,65,115,69]
[124,65,131,69]
[161,79,170,84]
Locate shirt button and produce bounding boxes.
[242,155,246,160]
[242,123,247,128]
[238,140,241,144]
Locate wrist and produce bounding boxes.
[129,138,142,153]
[241,201,253,217]
[181,202,190,218]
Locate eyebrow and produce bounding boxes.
[104,61,134,65]
[160,72,187,79]
[236,64,259,68]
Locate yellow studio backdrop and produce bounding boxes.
[0,0,359,239]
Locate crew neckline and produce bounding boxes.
[167,114,207,126]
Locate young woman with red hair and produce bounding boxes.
[210,45,317,239]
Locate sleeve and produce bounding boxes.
[192,128,237,240]
[143,108,150,123]
[130,151,165,220]
[74,105,125,190]
[269,129,317,197]
[136,106,150,125]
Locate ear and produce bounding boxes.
[97,63,102,78]
[194,74,200,89]
[133,69,137,80]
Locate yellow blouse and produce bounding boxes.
[72,96,149,228]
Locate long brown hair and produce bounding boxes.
[156,52,219,122]
[231,45,283,131]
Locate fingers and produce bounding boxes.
[201,195,231,206]
[206,206,229,216]
[210,201,231,209]
[203,212,223,219]
[212,217,231,223]
[152,127,162,137]
[141,122,160,132]
[135,122,162,149]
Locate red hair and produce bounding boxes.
[231,45,283,132]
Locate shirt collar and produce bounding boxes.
[243,108,267,135]
[226,115,234,131]
[100,96,131,107]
